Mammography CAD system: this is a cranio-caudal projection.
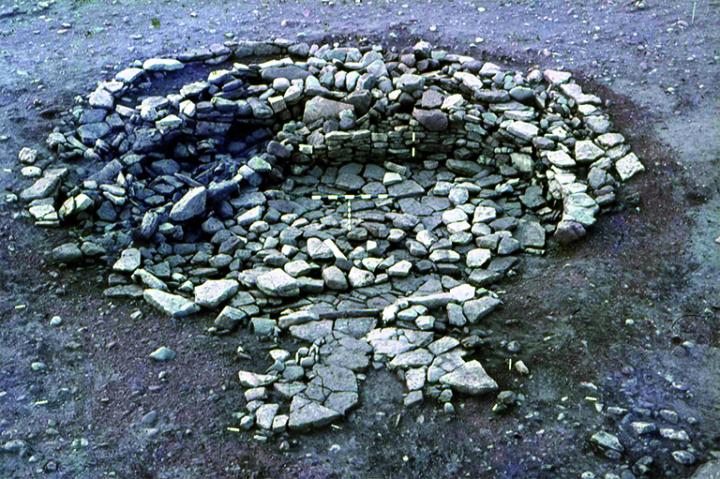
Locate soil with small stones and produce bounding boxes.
[1,1,719,478]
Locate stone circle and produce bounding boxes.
[18,38,644,439]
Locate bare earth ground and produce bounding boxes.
[0,1,719,478]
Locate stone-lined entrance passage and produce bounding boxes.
[18,38,644,438]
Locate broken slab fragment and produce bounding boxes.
[112,248,141,273]
[256,268,300,297]
[143,289,200,318]
[463,296,502,323]
[194,279,239,308]
[439,360,498,395]
[20,168,66,201]
[615,153,645,181]
[238,370,277,388]
[288,398,342,431]
[143,58,183,72]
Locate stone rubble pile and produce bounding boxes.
[18,38,644,439]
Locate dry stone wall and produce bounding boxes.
[16,38,645,439]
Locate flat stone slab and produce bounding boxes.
[194,279,239,308]
[288,399,341,431]
[439,360,498,395]
[143,289,200,318]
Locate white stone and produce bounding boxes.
[615,153,644,181]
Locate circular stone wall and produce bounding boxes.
[18,38,645,437]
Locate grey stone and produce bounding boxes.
[194,279,239,308]
[214,306,248,331]
[113,248,141,273]
[507,121,539,142]
[348,267,374,288]
[143,289,200,318]
[546,150,575,168]
[20,169,65,201]
[279,310,319,329]
[543,69,572,84]
[563,193,599,226]
[574,140,604,163]
[691,460,720,478]
[169,187,207,222]
[50,243,82,264]
[615,153,644,181]
[555,220,586,244]
[115,67,144,83]
[439,360,498,395]
[323,266,348,290]
[302,96,353,123]
[257,269,300,297]
[289,320,333,342]
[143,58,183,72]
[590,431,624,453]
[238,370,277,388]
[150,346,176,361]
[396,73,425,92]
[307,237,333,260]
[288,399,341,431]
[255,403,280,430]
[466,248,492,268]
[463,296,501,323]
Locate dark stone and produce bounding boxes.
[345,90,373,116]
[412,108,448,132]
[260,65,310,81]
[267,140,292,159]
[475,89,510,103]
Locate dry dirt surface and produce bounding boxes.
[1,1,719,478]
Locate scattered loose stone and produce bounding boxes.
[150,346,176,361]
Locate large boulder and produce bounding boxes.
[302,96,354,124]
[256,269,300,297]
[691,460,720,479]
[412,108,448,132]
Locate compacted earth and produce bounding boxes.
[1,1,719,478]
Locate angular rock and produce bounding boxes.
[150,346,176,361]
[194,279,239,308]
[574,140,604,163]
[288,400,341,431]
[169,186,207,222]
[507,121,539,142]
[256,269,300,297]
[113,248,141,273]
[238,370,277,388]
[463,296,501,323]
[143,289,200,318]
[412,108,448,132]
[615,153,644,181]
[439,360,498,395]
